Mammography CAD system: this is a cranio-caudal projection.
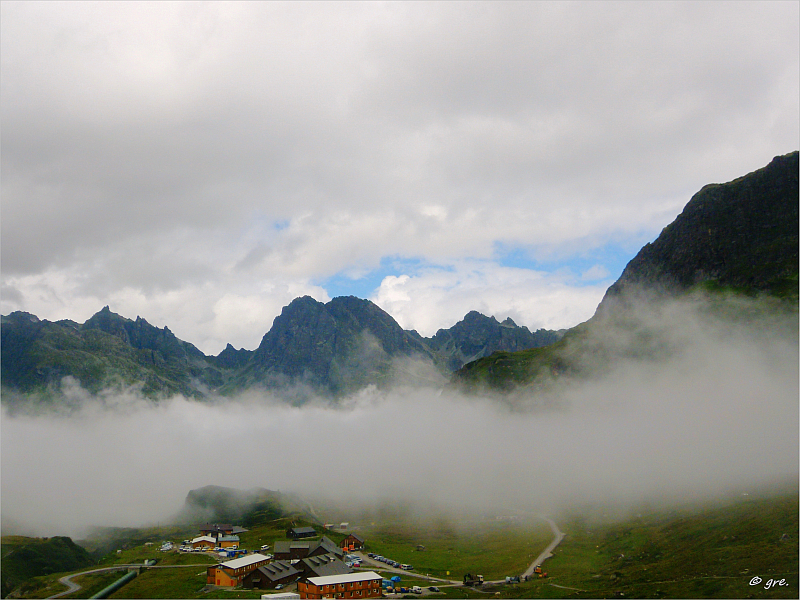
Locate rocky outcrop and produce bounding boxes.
[425,310,562,371]
[231,296,434,395]
[600,151,798,307]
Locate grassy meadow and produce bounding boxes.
[6,489,796,599]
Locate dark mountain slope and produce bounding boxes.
[1,307,229,399]
[2,300,560,401]
[424,310,562,371]
[228,295,435,395]
[603,151,798,302]
[454,151,799,392]
[178,485,311,528]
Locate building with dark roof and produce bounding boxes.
[274,541,311,560]
[274,536,343,561]
[298,553,353,579]
[219,535,240,548]
[340,533,365,551]
[200,523,248,539]
[309,536,343,558]
[241,560,302,590]
[288,526,317,539]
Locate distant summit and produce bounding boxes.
[425,310,562,371]
[229,295,435,395]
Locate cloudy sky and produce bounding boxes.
[2,1,798,355]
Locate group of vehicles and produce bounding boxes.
[367,553,413,570]
[344,554,362,568]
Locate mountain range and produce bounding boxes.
[1,295,559,401]
[2,151,797,402]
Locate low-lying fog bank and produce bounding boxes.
[2,296,797,539]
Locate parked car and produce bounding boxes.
[428,586,440,592]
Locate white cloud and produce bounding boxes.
[371,261,609,335]
[1,1,797,348]
[581,264,611,282]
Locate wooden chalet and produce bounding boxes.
[200,523,234,538]
[298,553,353,579]
[298,571,382,599]
[340,533,365,551]
[288,526,317,539]
[241,560,302,590]
[218,535,240,549]
[191,535,216,550]
[206,553,270,587]
[274,536,343,561]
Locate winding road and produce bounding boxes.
[47,563,215,599]
[521,515,565,579]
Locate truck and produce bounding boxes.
[463,574,484,587]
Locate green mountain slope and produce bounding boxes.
[2,297,559,402]
[1,307,231,400]
[603,151,798,301]
[1,536,95,598]
[228,295,436,396]
[178,485,312,528]
[423,311,562,371]
[454,152,799,392]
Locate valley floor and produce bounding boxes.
[4,490,797,599]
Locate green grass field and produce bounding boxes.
[497,491,799,599]
[8,490,796,599]
[358,514,553,581]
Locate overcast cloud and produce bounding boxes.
[2,1,798,353]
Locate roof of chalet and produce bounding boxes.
[218,535,240,542]
[219,553,269,570]
[273,536,342,557]
[201,523,234,531]
[274,541,310,553]
[191,536,216,544]
[343,533,365,542]
[249,561,302,582]
[300,554,353,578]
[312,536,342,556]
[307,571,382,586]
[289,526,317,536]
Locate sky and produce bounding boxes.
[2,1,798,355]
